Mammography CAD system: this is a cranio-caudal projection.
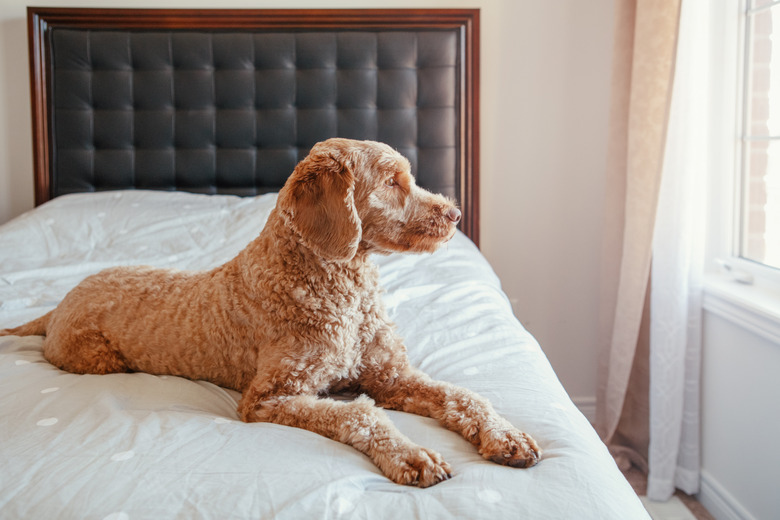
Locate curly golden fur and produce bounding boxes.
[1,138,540,487]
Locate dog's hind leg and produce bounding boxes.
[240,392,452,487]
[43,327,129,375]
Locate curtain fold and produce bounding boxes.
[596,0,681,447]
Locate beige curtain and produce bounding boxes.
[595,0,681,465]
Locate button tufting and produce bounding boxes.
[51,28,459,201]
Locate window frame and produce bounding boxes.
[703,0,780,343]
[735,0,780,277]
[708,0,780,288]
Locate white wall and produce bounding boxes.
[0,0,615,411]
[480,1,614,414]
[0,3,33,223]
[699,309,780,520]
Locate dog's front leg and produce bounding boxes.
[361,362,542,469]
[239,391,452,487]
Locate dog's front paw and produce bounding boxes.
[479,427,541,468]
[379,445,453,487]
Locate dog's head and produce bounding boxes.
[276,138,461,261]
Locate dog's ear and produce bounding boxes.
[278,144,361,261]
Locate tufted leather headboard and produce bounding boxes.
[28,8,480,244]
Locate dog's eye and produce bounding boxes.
[385,177,396,187]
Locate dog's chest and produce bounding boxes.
[263,262,383,345]
[295,269,376,327]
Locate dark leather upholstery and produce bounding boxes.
[51,29,459,200]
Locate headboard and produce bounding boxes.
[27,8,480,245]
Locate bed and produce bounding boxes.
[0,8,649,519]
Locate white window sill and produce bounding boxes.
[702,274,780,345]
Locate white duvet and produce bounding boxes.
[0,191,648,519]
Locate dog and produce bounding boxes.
[1,138,541,487]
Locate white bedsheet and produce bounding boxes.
[0,191,649,519]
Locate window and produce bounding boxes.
[702,1,780,339]
[741,0,780,271]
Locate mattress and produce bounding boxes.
[0,191,649,519]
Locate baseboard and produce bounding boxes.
[573,396,596,423]
[698,470,757,520]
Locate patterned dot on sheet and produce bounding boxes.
[103,512,129,520]
[463,367,479,376]
[45,218,55,226]
[97,212,106,219]
[331,497,355,516]
[168,255,179,262]
[15,360,30,366]
[478,489,502,503]
[111,450,135,462]
[40,387,60,394]
[36,417,58,427]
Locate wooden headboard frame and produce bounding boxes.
[28,8,480,245]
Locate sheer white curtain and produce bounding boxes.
[648,0,708,501]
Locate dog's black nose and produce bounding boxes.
[446,207,462,224]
